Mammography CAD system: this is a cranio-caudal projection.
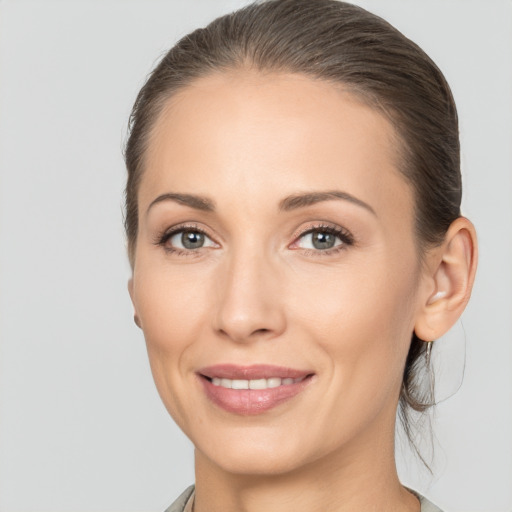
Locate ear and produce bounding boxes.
[128,277,142,329]
[414,217,478,341]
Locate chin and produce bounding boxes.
[207,449,307,477]
[193,424,321,477]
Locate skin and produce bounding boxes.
[129,71,477,512]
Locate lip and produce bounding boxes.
[197,364,314,415]
[199,364,311,380]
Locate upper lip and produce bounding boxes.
[198,364,313,380]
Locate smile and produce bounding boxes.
[198,364,314,415]
[210,377,305,389]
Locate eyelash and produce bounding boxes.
[154,223,211,258]
[291,223,355,257]
[154,222,355,258]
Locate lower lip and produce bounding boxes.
[199,375,313,415]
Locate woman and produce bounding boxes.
[124,1,477,511]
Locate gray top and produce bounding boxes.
[164,485,444,512]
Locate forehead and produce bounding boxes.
[141,70,413,223]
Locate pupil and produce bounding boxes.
[312,231,335,250]
[182,231,204,249]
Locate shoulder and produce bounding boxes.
[419,495,444,512]
[163,485,195,512]
[408,488,444,512]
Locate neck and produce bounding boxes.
[193,414,420,512]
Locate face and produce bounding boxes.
[129,71,426,476]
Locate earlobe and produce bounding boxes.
[414,217,478,341]
[128,278,142,329]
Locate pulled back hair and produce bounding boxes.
[124,0,461,460]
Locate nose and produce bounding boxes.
[212,247,287,343]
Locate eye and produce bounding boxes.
[169,229,216,250]
[299,230,340,250]
[291,224,354,253]
[156,225,218,254]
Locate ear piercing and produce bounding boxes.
[425,340,435,405]
[426,340,433,366]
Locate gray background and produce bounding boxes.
[0,0,511,511]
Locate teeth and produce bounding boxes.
[267,378,281,388]
[232,379,249,390]
[249,379,267,390]
[210,377,303,389]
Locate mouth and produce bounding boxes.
[197,364,314,415]
[208,376,306,389]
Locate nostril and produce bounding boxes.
[254,328,270,335]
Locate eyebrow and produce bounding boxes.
[147,193,215,214]
[146,189,376,216]
[279,190,376,216]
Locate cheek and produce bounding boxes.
[132,262,214,418]
[283,260,419,452]
[292,249,418,339]
[134,256,214,343]
[290,252,419,405]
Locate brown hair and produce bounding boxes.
[124,0,461,460]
